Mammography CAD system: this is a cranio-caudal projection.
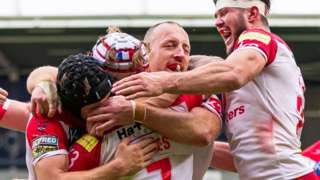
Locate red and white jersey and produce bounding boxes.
[192,142,215,180]
[225,29,315,180]
[69,94,222,180]
[0,99,11,120]
[25,111,84,180]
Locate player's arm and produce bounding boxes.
[35,137,157,180]
[188,55,224,70]
[112,49,266,98]
[211,141,237,172]
[169,49,266,94]
[85,96,222,147]
[35,154,124,180]
[139,105,221,146]
[26,66,57,93]
[26,66,59,117]
[0,99,30,132]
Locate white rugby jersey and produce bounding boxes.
[224,29,315,180]
[101,94,221,180]
[68,94,221,180]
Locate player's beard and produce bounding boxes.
[226,15,248,55]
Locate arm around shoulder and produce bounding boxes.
[26,66,58,94]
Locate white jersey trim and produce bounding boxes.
[201,102,222,122]
[286,164,316,179]
[234,46,268,64]
[32,149,68,165]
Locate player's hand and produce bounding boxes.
[83,95,133,136]
[31,81,59,117]
[0,87,8,105]
[112,71,171,100]
[114,137,158,176]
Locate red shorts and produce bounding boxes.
[293,171,319,180]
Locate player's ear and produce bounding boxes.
[141,41,151,54]
[247,6,260,23]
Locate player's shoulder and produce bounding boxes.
[26,114,66,139]
[28,114,62,129]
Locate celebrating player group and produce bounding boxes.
[0,0,319,180]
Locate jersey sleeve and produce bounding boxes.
[202,94,222,120]
[234,29,277,65]
[26,115,68,165]
[0,99,11,120]
[68,134,101,171]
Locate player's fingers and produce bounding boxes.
[47,100,57,118]
[87,113,114,122]
[39,97,49,116]
[143,149,157,163]
[112,75,140,89]
[87,122,99,135]
[143,159,154,168]
[86,106,113,118]
[125,92,150,100]
[112,79,143,95]
[142,141,158,155]
[120,136,132,145]
[47,95,58,118]
[95,119,117,135]
[0,88,8,96]
[136,138,155,149]
[81,104,98,119]
[115,85,146,97]
[31,99,37,116]
[57,103,62,114]
[0,94,7,102]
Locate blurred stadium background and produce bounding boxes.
[0,0,319,179]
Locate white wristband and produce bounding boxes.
[130,100,136,121]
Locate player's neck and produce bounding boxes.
[249,23,270,32]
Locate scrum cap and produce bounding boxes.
[57,54,113,116]
[92,32,149,73]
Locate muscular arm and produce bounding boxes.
[26,66,59,117]
[86,95,222,147]
[35,154,124,180]
[142,106,221,146]
[112,49,266,97]
[35,137,156,180]
[0,100,30,132]
[166,49,266,94]
[26,66,57,93]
